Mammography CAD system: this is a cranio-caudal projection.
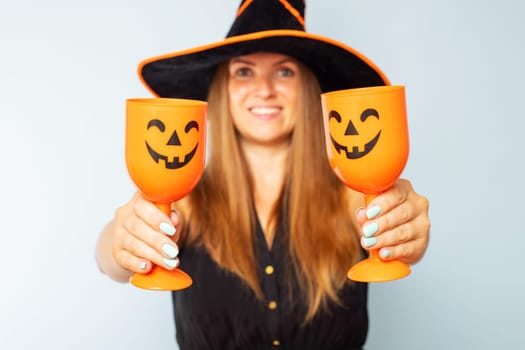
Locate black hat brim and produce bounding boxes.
[139,30,390,100]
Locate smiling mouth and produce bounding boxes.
[145,142,198,169]
[250,106,282,117]
[330,131,381,159]
[251,107,281,113]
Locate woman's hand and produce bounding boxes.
[97,192,183,282]
[355,179,430,265]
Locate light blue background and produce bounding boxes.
[0,1,523,349]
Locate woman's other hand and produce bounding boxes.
[355,179,430,265]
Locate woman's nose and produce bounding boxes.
[253,76,275,98]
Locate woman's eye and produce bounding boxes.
[234,67,253,77]
[278,67,295,77]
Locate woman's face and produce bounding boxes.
[228,52,301,147]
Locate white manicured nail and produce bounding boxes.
[162,257,179,269]
[162,243,179,259]
[160,222,176,236]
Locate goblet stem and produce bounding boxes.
[129,201,193,291]
[347,193,411,282]
[156,202,172,217]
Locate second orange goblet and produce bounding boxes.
[321,85,411,282]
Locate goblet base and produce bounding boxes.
[348,257,411,282]
[130,266,193,291]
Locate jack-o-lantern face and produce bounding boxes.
[329,108,381,159]
[126,98,207,204]
[145,118,200,169]
[321,86,409,194]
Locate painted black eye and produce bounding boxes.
[329,110,342,123]
[185,120,199,133]
[147,119,165,132]
[360,108,379,122]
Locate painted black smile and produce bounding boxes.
[330,131,381,159]
[145,142,198,169]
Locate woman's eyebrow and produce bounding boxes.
[230,58,255,65]
[273,58,296,66]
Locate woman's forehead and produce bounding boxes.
[230,52,297,64]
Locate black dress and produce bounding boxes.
[172,218,368,350]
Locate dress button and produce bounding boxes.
[268,300,278,310]
[265,265,274,275]
[272,340,280,346]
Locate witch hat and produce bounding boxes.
[139,0,389,100]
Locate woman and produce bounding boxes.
[96,1,430,349]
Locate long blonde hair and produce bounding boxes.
[185,60,363,321]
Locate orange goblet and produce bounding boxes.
[321,85,411,282]
[126,98,207,290]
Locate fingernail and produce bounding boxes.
[380,249,392,259]
[160,222,176,236]
[363,237,377,248]
[366,205,382,219]
[363,222,379,238]
[354,207,365,217]
[139,261,148,270]
[162,257,179,269]
[162,243,179,258]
